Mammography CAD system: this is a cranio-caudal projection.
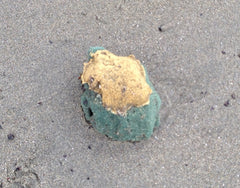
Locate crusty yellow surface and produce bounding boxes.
[81,50,152,115]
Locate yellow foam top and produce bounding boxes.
[81,50,152,115]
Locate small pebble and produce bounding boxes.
[7,133,15,140]
[231,93,236,100]
[158,26,163,32]
[224,100,230,107]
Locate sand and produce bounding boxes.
[0,0,239,187]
